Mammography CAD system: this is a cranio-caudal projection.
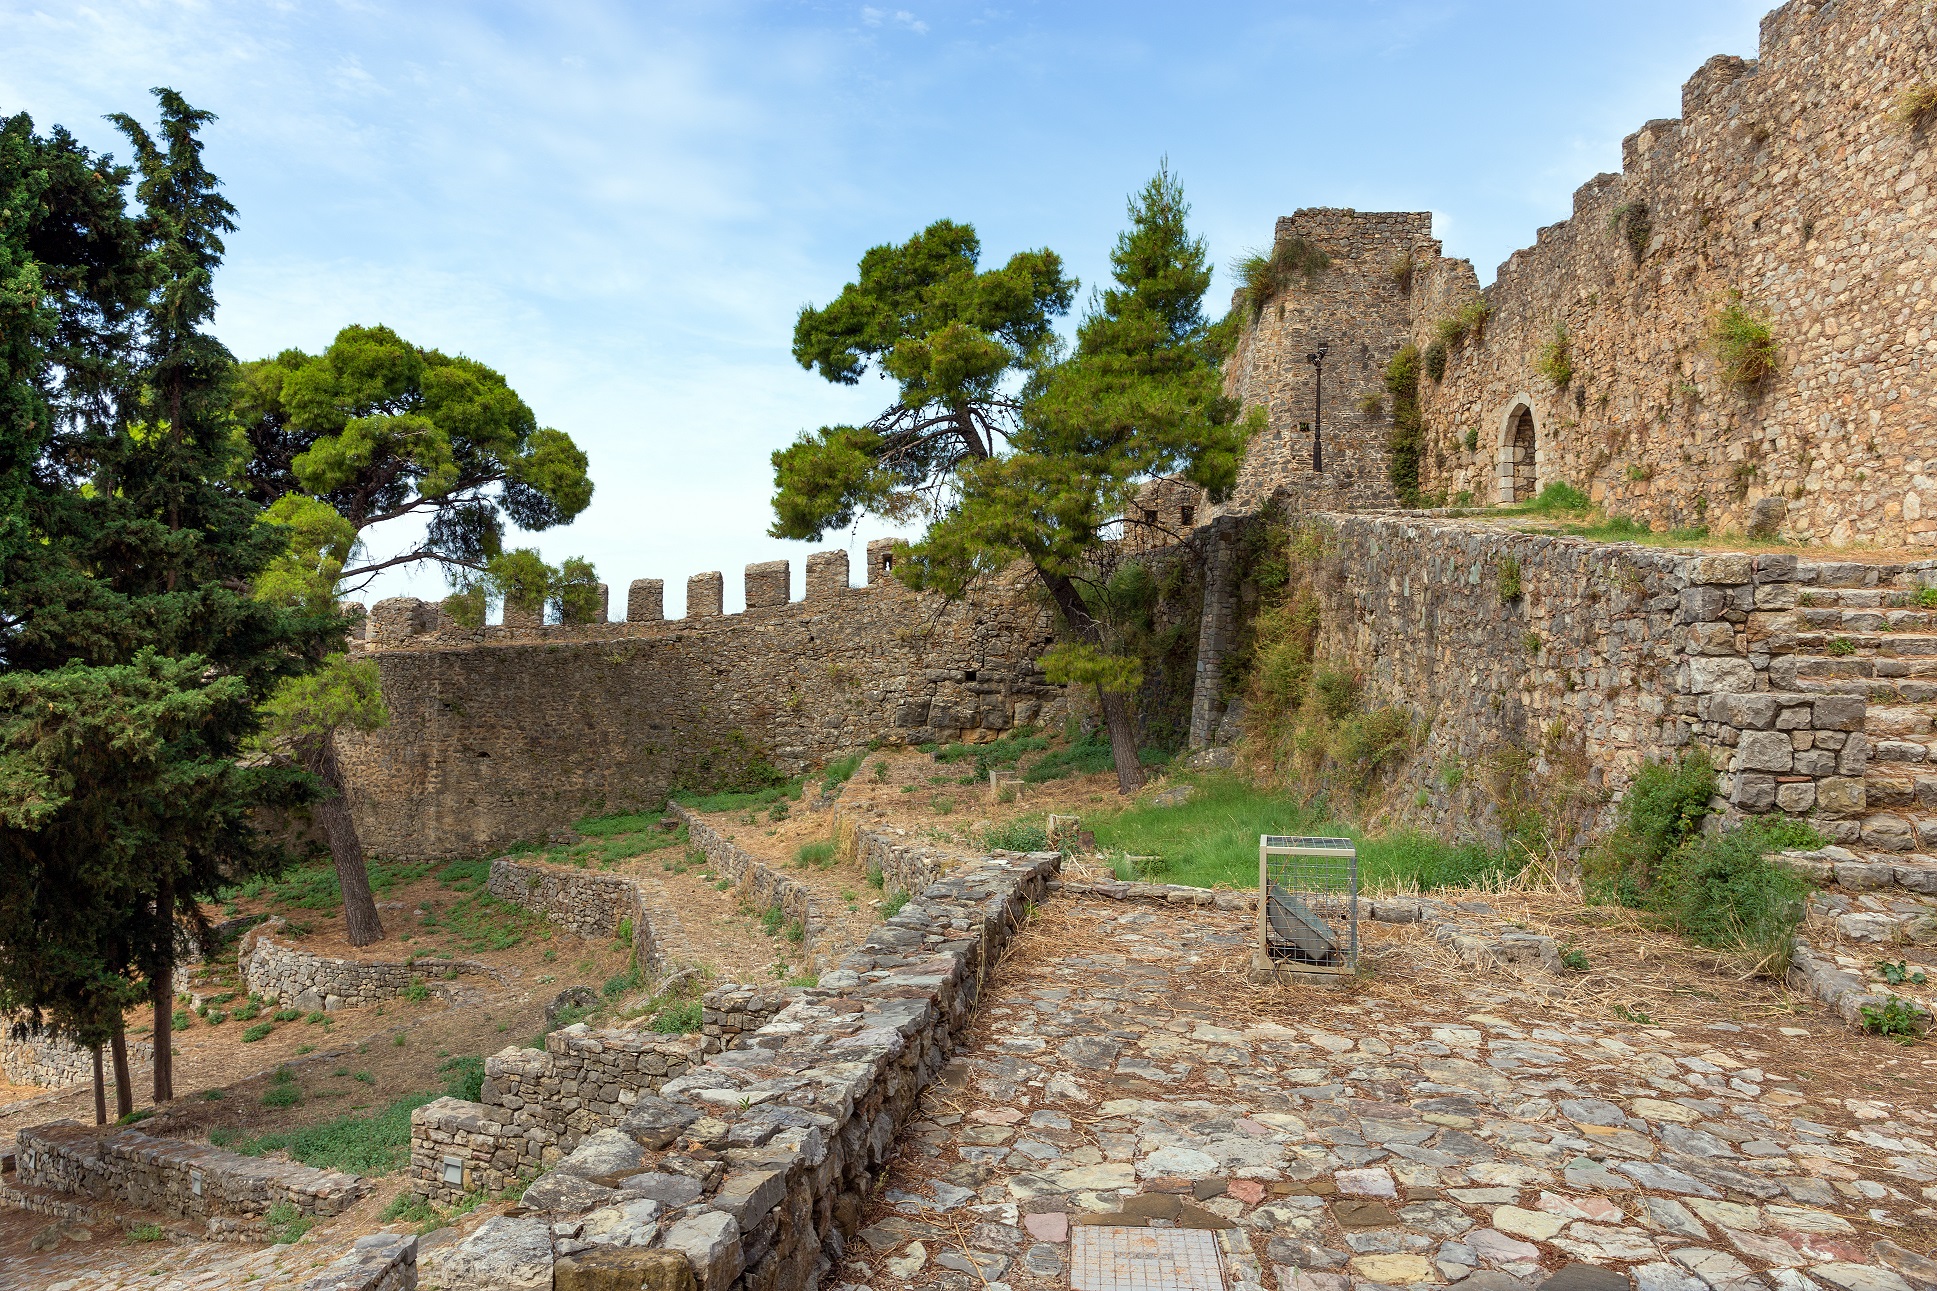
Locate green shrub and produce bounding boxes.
[1878,960,1929,987]
[1462,428,1479,452]
[1424,340,1448,383]
[128,1222,166,1242]
[261,1084,301,1109]
[437,1054,486,1101]
[1384,345,1424,505]
[1312,668,1358,720]
[264,1200,311,1245]
[241,1021,274,1043]
[172,1009,192,1031]
[404,979,430,1003]
[1520,481,1591,515]
[981,818,1051,852]
[1711,298,1779,388]
[1535,324,1574,388]
[759,905,786,935]
[865,865,885,889]
[1333,707,1412,786]
[272,1008,302,1022]
[601,966,644,999]
[1652,822,1812,973]
[880,890,910,919]
[651,1000,702,1034]
[795,840,836,868]
[1861,995,1925,1041]
[1918,587,1937,609]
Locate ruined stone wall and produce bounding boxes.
[671,805,826,965]
[336,548,1069,861]
[1,1031,150,1090]
[1219,208,1438,514]
[18,1122,363,1226]
[486,858,656,964]
[1282,514,1857,843]
[239,925,495,1012]
[1406,0,1937,545]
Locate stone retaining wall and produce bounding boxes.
[240,926,494,1012]
[486,857,656,965]
[296,1233,417,1291]
[412,1025,705,1196]
[697,984,806,1055]
[837,815,963,899]
[1,1030,151,1090]
[1273,514,1855,844]
[17,1122,363,1228]
[407,848,1060,1291]
[669,804,825,965]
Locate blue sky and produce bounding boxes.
[5,0,1767,615]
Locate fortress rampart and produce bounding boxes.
[1222,0,1937,549]
[336,543,1070,860]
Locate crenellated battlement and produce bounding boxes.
[349,540,917,650]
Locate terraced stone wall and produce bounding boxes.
[486,857,657,964]
[1,1030,150,1090]
[336,550,1070,861]
[17,1122,363,1226]
[1283,515,1856,843]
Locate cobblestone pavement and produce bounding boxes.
[848,898,1937,1291]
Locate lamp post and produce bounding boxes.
[1305,341,1328,473]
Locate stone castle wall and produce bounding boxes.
[1220,208,1435,515]
[1280,514,1859,844]
[1220,0,1937,549]
[335,545,1070,861]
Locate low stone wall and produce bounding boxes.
[241,927,494,1012]
[408,847,1060,1291]
[1,1030,151,1090]
[698,983,806,1055]
[486,857,656,965]
[412,1024,705,1196]
[838,815,963,898]
[296,1233,417,1291]
[17,1122,363,1227]
[669,803,825,963]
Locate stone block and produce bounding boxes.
[662,1211,743,1291]
[1815,778,1867,815]
[1679,586,1728,623]
[1774,781,1817,813]
[1775,705,1812,730]
[743,561,789,609]
[1813,694,1866,731]
[1793,750,1837,777]
[1705,693,1778,729]
[555,1249,696,1291]
[685,573,722,618]
[1686,657,1756,694]
[804,550,849,601]
[1755,582,1800,609]
[1735,731,1794,773]
[1841,733,1870,775]
[1731,774,1777,811]
[626,580,663,623]
[1691,554,1753,586]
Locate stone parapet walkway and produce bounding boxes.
[844,896,1937,1291]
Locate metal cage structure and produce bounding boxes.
[1256,835,1358,980]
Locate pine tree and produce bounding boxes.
[0,91,333,1106]
[769,170,1254,791]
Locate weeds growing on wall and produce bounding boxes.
[1388,253,1414,293]
[1423,340,1448,383]
[1585,750,1818,975]
[1384,345,1424,505]
[1231,236,1331,323]
[1608,202,1651,263]
[1433,298,1492,349]
[1535,324,1574,388]
[1893,85,1937,127]
[1710,297,1780,389]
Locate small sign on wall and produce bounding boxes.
[442,1156,465,1186]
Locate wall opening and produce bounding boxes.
[1498,402,1538,504]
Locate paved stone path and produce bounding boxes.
[0,1202,364,1291]
[847,898,1937,1291]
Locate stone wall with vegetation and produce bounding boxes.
[336,548,1070,860]
[1,1029,151,1090]
[407,849,1058,1291]
[1236,513,1855,846]
[486,857,656,964]
[1403,0,1937,545]
[18,1122,364,1227]
[670,804,825,964]
[240,924,494,1012]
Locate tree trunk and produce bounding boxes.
[109,1019,133,1120]
[92,1046,106,1125]
[1031,564,1146,795]
[152,875,174,1103]
[305,734,386,946]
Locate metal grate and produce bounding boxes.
[1071,1225,1225,1291]
[1258,834,1357,974]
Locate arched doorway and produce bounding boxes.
[1497,401,1538,504]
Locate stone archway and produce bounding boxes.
[1497,398,1538,505]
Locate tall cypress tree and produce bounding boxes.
[0,91,333,1109]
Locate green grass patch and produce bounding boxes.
[795,840,836,868]
[673,778,804,815]
[650,1000,702,1034]
[1086,773,1521,890]
[437,1054,486,1101]
[1022,733,1170,783]
[981,818,1051,852]
[821,752,866,793]
[241,1021,274,1043]
[261,1084,301,1109]
[880,890,910,918]
[212,1088,441,1176]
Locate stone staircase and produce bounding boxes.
[1767,559,1937,897]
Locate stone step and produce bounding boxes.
[1798,606,1937,631]
[1870,741,1937,767]
[1776,847,1937,893]
[1854,811,1937,852]
[1795,585,1937,608]
[1791,633,1937,657]
[1863,768,1937,805]
[1797,557,1937,589]
[1866,704,1937,738]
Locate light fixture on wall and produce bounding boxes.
[1305,342,1329,472]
